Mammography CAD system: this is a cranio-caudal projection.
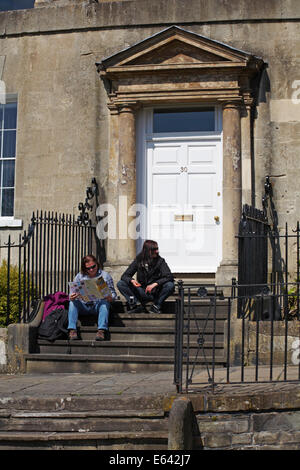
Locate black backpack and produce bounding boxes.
[38,308,69,342]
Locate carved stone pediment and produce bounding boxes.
[97,25,264,106]
[125,39,228,65]
[99,26,262,71]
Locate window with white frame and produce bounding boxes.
[0,101,17,217]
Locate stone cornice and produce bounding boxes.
[0,0,299,37]
[101,62,250,78]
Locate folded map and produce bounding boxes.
[69,276,111,302]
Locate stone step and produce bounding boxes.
[0,430,168,450]
[180,302,229,310]
[173,275,216,288]
[109,299,228,315]
[0,409,168,433]
[107,312,227,328]
[0,409,165,418]
[37,339,225,356]
[0,395,169,413]
[25,353,226,374]
[74,326,225,342]
[172,285,224,297]
[109,313,176,328]
[79,321,226,334]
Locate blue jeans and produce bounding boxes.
[68,299,110,331]
[117,280,175,308]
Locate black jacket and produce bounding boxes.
[121,256,174,288]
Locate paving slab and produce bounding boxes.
[0,371,177,398]
[1,367,300,409]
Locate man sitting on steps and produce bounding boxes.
[117,240,175,314]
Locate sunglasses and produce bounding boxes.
[150,247,159,252]
[86,264,97,271]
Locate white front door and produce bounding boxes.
[146,137,222,272]
[136,106,223,273]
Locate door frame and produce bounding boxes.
[136,105,223,272]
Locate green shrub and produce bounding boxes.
[288,284,300,319]
[0,260,36,327]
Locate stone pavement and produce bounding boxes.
[1,366,300,403]
[0,371,177,399]
[1,369,300,452]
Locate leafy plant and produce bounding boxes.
[0,260,36,327]
[288,284,300,319]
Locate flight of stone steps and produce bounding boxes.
[24,278,228,374]
[0,395,169,450]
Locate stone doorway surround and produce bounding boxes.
[97,25,264,284]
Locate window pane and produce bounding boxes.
[0,105,3,129]
[3,131,16,157]
[153,108,215,133]
[2,160,15,188]
[1,188,14,217]
[4,102,17,130]
[0,0,35,11]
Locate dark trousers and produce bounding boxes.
[117,280,175,309]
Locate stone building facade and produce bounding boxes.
[0,0,299,283]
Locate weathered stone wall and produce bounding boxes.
[187,386,300,449]
[197,410,300,449]
[225,318,300,367]
[0,0,299,269]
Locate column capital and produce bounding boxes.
[107,101,141,115]
[117,102,141,114]
[242,90,254,110]
[222,101,242,111]
[107,103,119,115]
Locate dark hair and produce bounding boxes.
[137,240,159,267]
[80,254,100,275]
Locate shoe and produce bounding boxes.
[69,329,79,340]
[95,329,106,341]
[128,304,146,313]
[150,304,161,314]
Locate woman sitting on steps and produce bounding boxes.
[68,254,117,341]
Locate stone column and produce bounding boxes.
[118,104,138,262]
[103,103,138,282]
[241,100,253,206]
[118,103,137,211]
[216,102,242,287]
[104,104,120,266]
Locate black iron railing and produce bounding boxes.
[174,176,300,392]
[237,176,300,318]
[0,179,103,326]
[238,204,269,298]
[174,281,300,393]
[237,220,300,320]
